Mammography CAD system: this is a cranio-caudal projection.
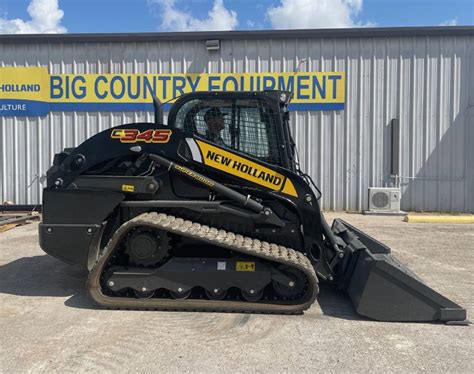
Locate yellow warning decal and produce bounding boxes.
[121,184,135,192]
[195,140,298,198]
[236,261,256,272]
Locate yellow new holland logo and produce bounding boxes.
[195,140,298,198]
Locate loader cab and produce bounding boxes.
[167,91,297,171]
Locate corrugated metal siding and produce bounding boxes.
[1,34,473,212]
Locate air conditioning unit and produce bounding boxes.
[366,187,403,214]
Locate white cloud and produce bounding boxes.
[0,0,66,34]
[439,18,458,26]
[267,0,373,29]
[149,0,238,31]
[246,19,264,30]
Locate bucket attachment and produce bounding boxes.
[331,219,467,323]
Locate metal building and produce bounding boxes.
[1,27,473,212]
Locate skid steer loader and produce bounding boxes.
[39,90,466,323]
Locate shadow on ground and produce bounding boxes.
[0,255,84,297]
[0,255,367,319]
[0,255,96,309]
[317,283,368,321]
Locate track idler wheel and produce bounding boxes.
[272,265,306,299]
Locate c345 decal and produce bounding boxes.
[111,129,172,144]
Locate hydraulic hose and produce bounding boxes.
[320,211,341,254]
[149,154,264,213]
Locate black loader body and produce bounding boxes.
[39,90,466,323]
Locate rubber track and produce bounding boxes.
[87,212,319,314]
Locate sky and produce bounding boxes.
[0,0,472,34]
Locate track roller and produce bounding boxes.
[205,288,227,300]
[170,288,192,299]
[133,289,155,299]
[241,288,264,302]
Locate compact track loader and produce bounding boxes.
[39,91,466,322]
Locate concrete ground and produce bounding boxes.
[0,213,472,373]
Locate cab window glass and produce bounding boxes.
[173,98,282,165]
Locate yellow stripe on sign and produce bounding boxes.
[0,68,345,105]
[195,140,298,198]
[46,72,345,104]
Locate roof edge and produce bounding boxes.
[0,26,473,44]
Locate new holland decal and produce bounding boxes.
[195,140,298,198]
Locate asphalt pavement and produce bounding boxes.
[0,213,472,373]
